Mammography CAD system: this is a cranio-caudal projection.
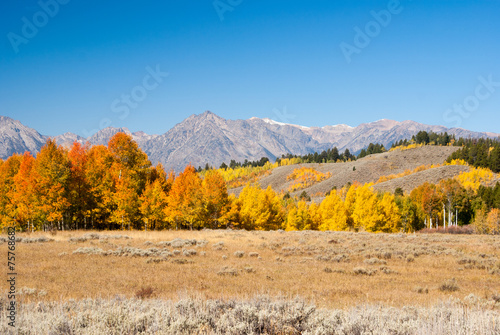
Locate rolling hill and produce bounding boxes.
[228,145,499,200]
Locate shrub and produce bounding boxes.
[172,258,190,265]
[69,233,131,242]
[135,286,155,299]
[1,295,498,334]
[414,286,429,294]
[439,279,459,292]
[364,258,386,265]
[379,266,398,275]
[243,266,255,273]
[72,247,104,255]
[419,225,474,234]
[353,267,377,276]
[212,241,225,250]
[217,266,238,276]
[12,236,54,243]
[183,249,197,257]
[234,251,245,258]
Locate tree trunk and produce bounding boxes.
[448,208,453,227]
[443,205,446,229]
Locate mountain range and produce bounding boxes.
[0,112,498,171]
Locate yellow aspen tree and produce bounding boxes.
[351,184,381,232]
[457,167,494,193]
[377,193,402,232]
[255,186,285,230]
[202,170,230,228]
[139,178,167,230]
[219,194,241,229]
[238,184,284,230]
[296,200,312,230]
[473,209,488,234]
[285,204,299,231]
[285,200,311,231]
[308,202,322,230]
[486,208,500,235]
[344,182,362,229]
[110,163,139,230]
[318,191,349,231]
[238,184,261,230]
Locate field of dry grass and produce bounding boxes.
[2,229,500,309]
[1,229,500,333]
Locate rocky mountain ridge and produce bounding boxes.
[1,112,498,171]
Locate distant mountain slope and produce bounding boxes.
[286,119,498,153]
[0,116,46,158]
[0,112,498,172]
[145,112,330,171]
[54,132,86,148]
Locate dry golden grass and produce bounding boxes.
[2,229,500,309]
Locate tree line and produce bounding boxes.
[1,133,499,233]
[447,138,500,173]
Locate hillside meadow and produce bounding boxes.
[1,229,499,333]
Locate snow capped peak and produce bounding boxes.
[261,118,288,126]
[249,117,310,129]
[330,124,354,129]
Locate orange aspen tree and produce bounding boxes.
[108,132,151,194]
[68,142,91,229]
[32,139,71,230]
[85,145,115,228]
[0,154,22,228]
[13,152,36,231]
[165,165,204,230]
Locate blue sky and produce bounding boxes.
[1,0,499,137]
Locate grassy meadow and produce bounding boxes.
[1,229,499,333]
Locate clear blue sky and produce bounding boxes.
[1,0,499,137]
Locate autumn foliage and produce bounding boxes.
[286,167,331,192]
[1,134,499,234]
